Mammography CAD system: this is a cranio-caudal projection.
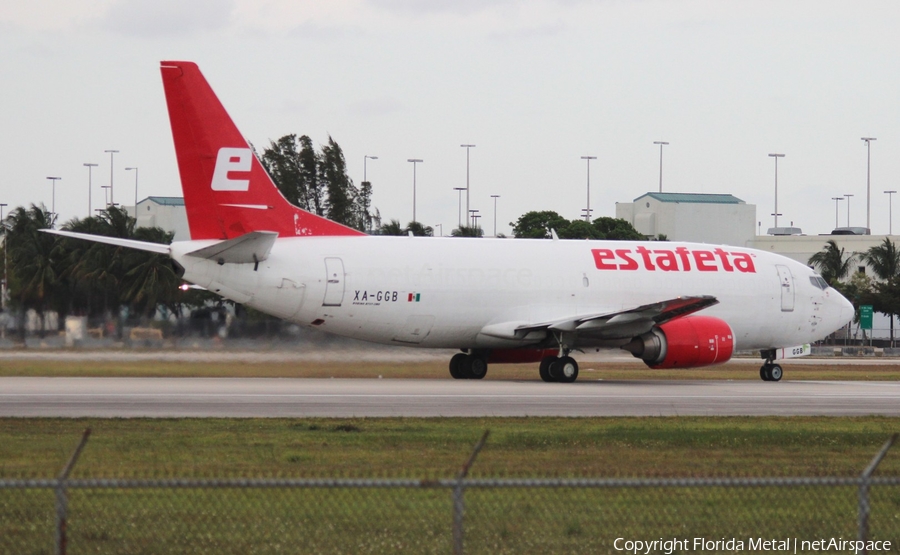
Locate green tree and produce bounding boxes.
[378,220,404,236]
[558,219,601,239]
[592,217,644,240]
[510,211,570,239]
[5,205,57,338]
[319,136,359,228]
[808,240,856,286]
[510,211,643,240]
[860,238,900,344]
[451,226,484,237]
[260,134,304,207]
[405,221,433,237]
[298,135,324,215]
[122,226,179,321]
[261,134,373,231]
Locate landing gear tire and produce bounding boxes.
[449,353,468,379]
[539,356,557,382]
[464,356,488,380]
[550,356,579,383]
[759,363,783,382]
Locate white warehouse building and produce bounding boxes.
[127,196,191,241]
[616,192,756,246]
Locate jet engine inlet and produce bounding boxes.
[622,316,734,369]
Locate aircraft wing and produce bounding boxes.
[511,295,719,341]
[40,229,171,254]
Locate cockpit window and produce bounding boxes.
[809,276,829,290]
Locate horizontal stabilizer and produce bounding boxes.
[184,231,278,264]
[40,229,171,255]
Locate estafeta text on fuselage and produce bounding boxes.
[592,246,756,273]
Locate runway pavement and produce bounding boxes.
[2,377,900,417]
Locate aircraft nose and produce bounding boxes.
[836,290,854,327]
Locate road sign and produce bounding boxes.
[860,305,874,330]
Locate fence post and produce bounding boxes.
[857,433,897,552]
[56,429,91,555]
[452,430,489,555]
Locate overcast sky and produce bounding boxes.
[2,0,899,238]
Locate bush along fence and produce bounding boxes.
[1,431,898,554]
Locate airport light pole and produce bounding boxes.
[460,144,475,228]
[407,159,423,223]
[364,155,378,183]
[125,167,138,214]
[453,188,465,228]
[105,149,119,205]
[490,195,500,237]
[469,209,479,228]
[581,156,596,222]
[83,163,98,217]
[46,176,61,220]
[886,190,897,235]
[0,203,7,312]
[862,138,876,232]
[845,194,854,227]
[831,197,845,230]
[653,141,668,193]
[102,186,110,208]
[768,153,785,228]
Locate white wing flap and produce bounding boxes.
[512,295,719,341]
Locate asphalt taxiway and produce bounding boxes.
[2,377,899,417]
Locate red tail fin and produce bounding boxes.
[160,61,364,240]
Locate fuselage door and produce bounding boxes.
[776,264,795,312]
[323,257,345,307]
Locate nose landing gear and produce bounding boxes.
[759,351,783,382]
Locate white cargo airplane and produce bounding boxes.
[47,61,854,383]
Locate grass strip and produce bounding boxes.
[2,417,899,553]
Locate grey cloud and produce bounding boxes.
[101,0,234,38]
[367,0,590,17]
[348,97,405,118]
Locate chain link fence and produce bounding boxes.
[2,432,898,554]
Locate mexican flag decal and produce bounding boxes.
[408,293,421,302]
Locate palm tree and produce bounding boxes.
[451,226,484,237]
[378,219,404,236]
[5,205,57,338]
[808,240,856,285]
[860,238,900,280]
[122,226,179,321]
[860,238,900,344]
[405,221,433,237]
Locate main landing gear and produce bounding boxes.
[759,352,783,382]
[449,353,488,380]
[447,351,580,383]
[539,355,579,383]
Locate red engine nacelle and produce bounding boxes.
[623,316,734,369]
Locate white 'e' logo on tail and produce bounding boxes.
[211,147,252,191]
